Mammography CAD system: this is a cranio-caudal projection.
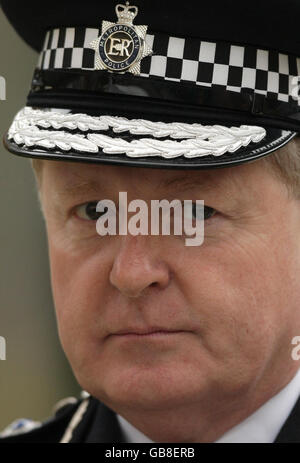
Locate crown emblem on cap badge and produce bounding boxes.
[89,2,153,75]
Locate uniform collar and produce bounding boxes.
[216,368,300,443]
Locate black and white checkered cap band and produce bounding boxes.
[38,27,300,106]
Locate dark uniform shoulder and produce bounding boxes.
[0,392,90,443]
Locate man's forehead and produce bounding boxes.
[43,160,240,195]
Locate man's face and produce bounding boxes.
[40,157,300,418]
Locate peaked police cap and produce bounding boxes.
[1,0,300,169]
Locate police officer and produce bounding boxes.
[1,0,300,443]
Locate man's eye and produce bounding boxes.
[186,203,217,221]
[75,201,107,221]
[74,201,216,222]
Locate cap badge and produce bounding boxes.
[90,2,153,75]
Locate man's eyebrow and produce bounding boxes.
[56,179,104,198]
[157,175,215,192]
[57,175,215,197]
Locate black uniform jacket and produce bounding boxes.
[1,394,300,443]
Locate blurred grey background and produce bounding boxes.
[0,10,80,429]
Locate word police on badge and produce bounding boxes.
[90,1,153,74]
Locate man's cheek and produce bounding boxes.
[49,246,75,298]
[49,247,91,325]
[50,256,96,360]
[50,245,108,316]
[183,239,277,330]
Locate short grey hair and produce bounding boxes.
[261,136,300,200]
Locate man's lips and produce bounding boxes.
[107,328,189,338]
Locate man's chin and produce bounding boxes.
[76,362,211,412]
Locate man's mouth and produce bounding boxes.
[107,327,189,340]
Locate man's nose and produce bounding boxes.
[109,235,171,298]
